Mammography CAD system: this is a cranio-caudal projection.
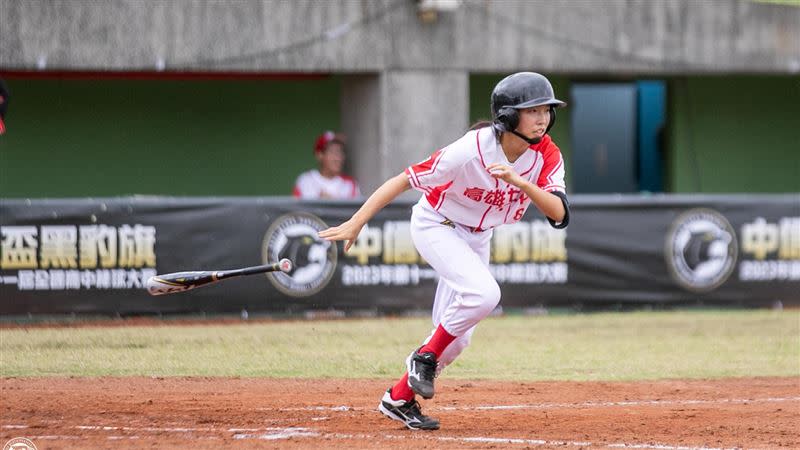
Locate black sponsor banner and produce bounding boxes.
[1,195,798,315]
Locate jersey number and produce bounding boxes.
[513,208,525,221]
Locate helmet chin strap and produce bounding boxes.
[511,130,542,145]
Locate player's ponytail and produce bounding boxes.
[468,120,493,131]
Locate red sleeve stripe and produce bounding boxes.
[545,155,564,186]
[410,149,445,180]
[407,167,427,191]
[406,167,421,188]
[436,181,453,210]
[293,186,302,198]
[436,192,447,210]
[405,167,432,194]
[424,181,452,211]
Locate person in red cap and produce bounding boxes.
[293,131,361,199]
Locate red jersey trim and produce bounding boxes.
[475,205,493,232]
[519,151,540,177]
[546,156,563,187]
[536,143,564,190]
[405,167,420,188]
[503,203,513,224]
[476,129,487,169]
[407,149,447,195]
[405,167,432,194]
[410,149,445,179]
[425,181,454,211]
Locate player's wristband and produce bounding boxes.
[546,191,570,229]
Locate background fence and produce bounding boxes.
[2,195,797,315]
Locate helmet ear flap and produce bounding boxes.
[494,106,519,132]
[545,106,557,134]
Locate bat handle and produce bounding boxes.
[277,258,293,273]
[235,258,293,276]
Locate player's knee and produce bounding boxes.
[487,280,501,306]
[478,280,501,314]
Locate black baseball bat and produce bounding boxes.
[145,258,293,296]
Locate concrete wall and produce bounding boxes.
[2,0,799,74]
[3,1,798,197]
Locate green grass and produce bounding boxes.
[1,310,798,380]
[752,0,800,6]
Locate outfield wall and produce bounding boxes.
[1,75,797,197]
[1,195,797,315]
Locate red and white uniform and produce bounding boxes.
[293,170,361,200]
[406,128,565,230]
[405,128,566,373]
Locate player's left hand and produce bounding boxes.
[318,219,364,252]
[487,163,525,187]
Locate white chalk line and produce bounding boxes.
[74,424,312,433]
[273,431,747,450]
[273,396,800,412]
[9,397,795,449]
[76,424,214,432]
[233,427,320,440]
[0,423,761,449]
[20,435,80,440]
[442,396,800,411]
[228,428,752,450]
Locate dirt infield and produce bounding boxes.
[1,377,798,449]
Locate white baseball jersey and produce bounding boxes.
[405,128,566,231]
[293,170,361,200]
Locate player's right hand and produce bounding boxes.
[487,163,525,187]
[318,219,364,252]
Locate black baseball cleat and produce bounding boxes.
[406,349,437,399]
[378,389,440,431]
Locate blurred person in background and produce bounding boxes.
[320,72,569,430]
[0,79,9,135]
[293,131,361,199]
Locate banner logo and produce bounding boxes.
[3,437,37,450]
[665,208,738,292]
[262,213,337,297]
[0,224,157,291]
[739,216,800,281]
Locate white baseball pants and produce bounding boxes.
[410,202,501,374]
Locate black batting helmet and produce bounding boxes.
[491,72,566,134]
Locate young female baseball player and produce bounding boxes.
[319,72,569,430]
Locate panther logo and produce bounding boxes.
[262,212,337,297]
[665,208,738,292]
[3,438,38,450]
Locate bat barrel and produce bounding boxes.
[146,276,192,296]
[145,271,216,296]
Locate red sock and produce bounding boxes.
[390,373,415,402]
[418,324,456,358]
